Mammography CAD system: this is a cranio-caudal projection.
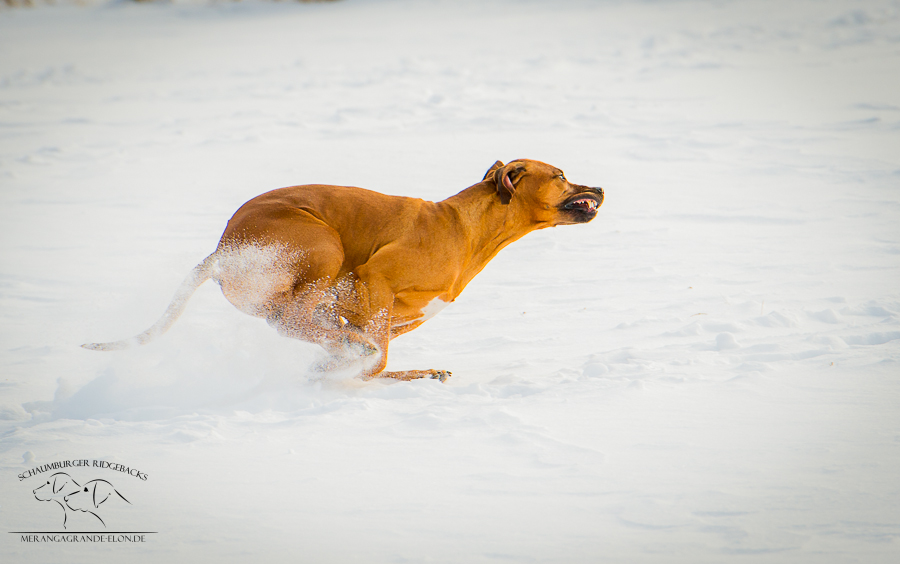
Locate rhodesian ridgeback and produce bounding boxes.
[83,159,604,382]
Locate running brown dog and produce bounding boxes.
[83,159,604,382]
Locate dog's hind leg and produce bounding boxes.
[220,215,383,365]
[269,283,381,361]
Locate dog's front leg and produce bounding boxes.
[358,313,449,383]
[350,270,451,383]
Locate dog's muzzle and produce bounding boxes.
[561,187,604,222]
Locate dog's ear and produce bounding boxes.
[92,482,115,508]
[483,160,504,181]
[494,161,526,204]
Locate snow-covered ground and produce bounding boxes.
[1,0,898,562]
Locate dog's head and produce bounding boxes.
[483,159,604,227]
[33,472,80,501]
[64,479,130,512]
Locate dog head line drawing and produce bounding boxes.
[63,478,131,527]
[83,159,604,381]
[32,473,130,528]
[33,472,82,528]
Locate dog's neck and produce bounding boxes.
[441,181,537,283]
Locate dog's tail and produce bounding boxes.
[81,254,216,351]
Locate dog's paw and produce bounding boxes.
[429,370,451,383]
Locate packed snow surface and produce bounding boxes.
[1,0,899,562]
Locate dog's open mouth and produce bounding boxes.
[559,191,603,223]
[564,197,600,212]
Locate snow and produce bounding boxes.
[1,0,899,562]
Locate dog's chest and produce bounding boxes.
[392,295,450,328]
[417,296,450,322]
